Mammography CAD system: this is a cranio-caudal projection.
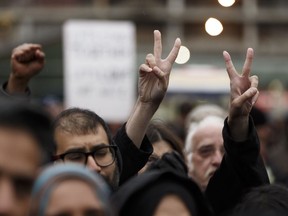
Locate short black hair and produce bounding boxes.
[53,107,113,146]
[53,108,122,178]
[0,99,55,165]
[234,184,288,216]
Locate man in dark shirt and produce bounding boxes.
[51,30,181,189]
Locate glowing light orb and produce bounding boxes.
[205,18,223,36]
[218,0,235,7]
[175,46,190,64]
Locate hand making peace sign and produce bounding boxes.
[138,30,181,105]
[224,48,259,140]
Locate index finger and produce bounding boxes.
[20,43,42,51]
[153,30,162,61]
[242,48,254,77]
[223,50,237,80]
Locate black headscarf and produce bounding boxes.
[112,152,213,216]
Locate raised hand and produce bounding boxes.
[7,43,45,94]
[138,30,181,105]
[224,48,259,140]
[126,31,181,148]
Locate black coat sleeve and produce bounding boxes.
[113,124,153,185]
[205,116,270,216]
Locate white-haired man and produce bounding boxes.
[185,115,225,191]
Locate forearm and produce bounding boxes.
[224,116,269,190]
[206,117,269,215]
[227,116,249,142]
[126,98,159,148]
[6,74,29,94]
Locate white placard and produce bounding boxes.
[63,20,136,122]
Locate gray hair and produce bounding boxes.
[185,104,227,131]
[185,115,225,167]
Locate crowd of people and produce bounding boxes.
[0,30,287,216]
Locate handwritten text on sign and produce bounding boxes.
[63,20,136,122]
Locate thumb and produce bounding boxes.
[235,87,258,106]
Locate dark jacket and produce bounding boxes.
[206,117,270,216]
[113,124,153,185]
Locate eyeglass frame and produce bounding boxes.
[52,144,118,168]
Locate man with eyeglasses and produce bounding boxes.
[53,108,122,190]
[52,30,182,190]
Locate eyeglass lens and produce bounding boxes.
[63,146,115,167]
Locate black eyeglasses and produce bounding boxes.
[53,145,118,167]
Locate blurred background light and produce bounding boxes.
[205,18,223,36]
[218,0,236,7]
[175,45,190,64]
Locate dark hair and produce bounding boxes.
[0,100,55,164]
[234,184,288,216]
[53,108,122,176]
[53,108,113,146]
[147,120,185,159]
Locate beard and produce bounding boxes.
[99,165,120,192]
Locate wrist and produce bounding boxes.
[228,115,249,126]
[227,116,249,141]
[6,73,30,94]
[136,98,160,115]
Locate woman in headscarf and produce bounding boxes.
[112,152,213,216]
[29,163,113,216]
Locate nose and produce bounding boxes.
[0,178,15,215]
[86,155,101,173]
[211,150,223,168]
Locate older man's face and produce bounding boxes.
[188,124,224,190]
[0,127,41,216]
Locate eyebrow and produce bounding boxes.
[64,143,110,154]
[199,145,215,149]
[0,168,35,180]
[90,143,111,151]
[64,147,86,154]
[47,208,104,216]
[194,144,215,152]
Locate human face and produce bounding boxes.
[153,140,174,158]
[139,140,173,173]
[0,127,41,216]
[45,179,105,216]
[54,125,118,189]
[188,124,224,190]
[153,195,191,216]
